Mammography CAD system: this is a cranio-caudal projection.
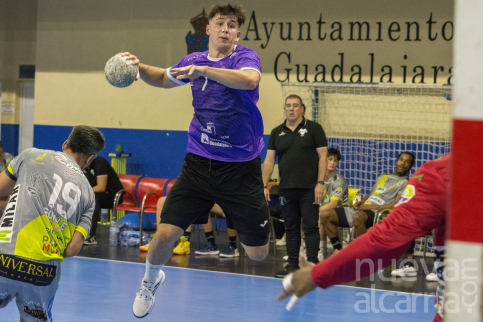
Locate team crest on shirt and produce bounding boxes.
[30,150,53,166]
[333,187,343,196]
[298,128,308,137]
[395,185,416,206]
[206,122,216,134]
[279,132,286,136]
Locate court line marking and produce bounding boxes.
[75,256,436,297]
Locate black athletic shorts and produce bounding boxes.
[192,212,209,225]
[161,153,270,246]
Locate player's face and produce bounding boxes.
[207,14,241,53]
[284,98,304,123]
[327,155,339,171]
[394,153,413,176]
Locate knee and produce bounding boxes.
[249,253,267,261]
[352,212,366,227]
[319,210,332,224]
[245,245,269,261]
[154,224,183,244]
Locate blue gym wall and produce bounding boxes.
[1,124,19,156]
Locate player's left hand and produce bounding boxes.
[314,184,324,205]
[171,65,207,80]
[277,257,316,301]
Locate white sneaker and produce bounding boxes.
[283,255,288,261]
[317,250,324,262]
[426,273,439,282]
[133,270,166,318]
[276,234,286,246]
[391,265,417,277]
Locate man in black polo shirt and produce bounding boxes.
[83,156,124,245]
[262,94,328,277]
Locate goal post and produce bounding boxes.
[446,0,483,321]
[281,82,452,194]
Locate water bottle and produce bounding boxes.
[109,221,119,245]
[100,209,109,225]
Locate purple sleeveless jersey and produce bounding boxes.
[167,45,264,162]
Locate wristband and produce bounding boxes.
[264,186,267,189]
[317,181,324,185]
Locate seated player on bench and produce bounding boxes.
[317,148,348,260]
[319,151,415,252]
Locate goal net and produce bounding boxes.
[281,82,452,195]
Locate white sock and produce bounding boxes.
[319,241,326,249]
[144,260,163,284]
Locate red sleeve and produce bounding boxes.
[312,161,448,289]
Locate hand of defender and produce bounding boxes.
[277,257,316,301]
[117,52,140,67]
[170,65,207,80]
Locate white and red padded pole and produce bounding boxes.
[446,1,483,321]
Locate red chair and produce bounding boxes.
[112,175,142,219]
[134,177,169,245]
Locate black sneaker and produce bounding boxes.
[84,235,97,245]
[275,264,299,278]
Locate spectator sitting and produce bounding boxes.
[83,156,124,245]
[318,148,349,261]
[0,141,14,173]
[319,151,415,252]
[141,197,239,258]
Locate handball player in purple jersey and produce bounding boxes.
[121,4,270,318]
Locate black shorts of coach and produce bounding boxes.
[160,153,270,247]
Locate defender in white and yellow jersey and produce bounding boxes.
[0,125,105,322]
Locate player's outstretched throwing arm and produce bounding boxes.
[118,52,260,90]
[118,52,179,89]
[278,158,448,300]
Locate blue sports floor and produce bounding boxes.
[2,257,437,321]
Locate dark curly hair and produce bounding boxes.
[208,3,246,26]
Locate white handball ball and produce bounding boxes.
[104,55,138,88]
